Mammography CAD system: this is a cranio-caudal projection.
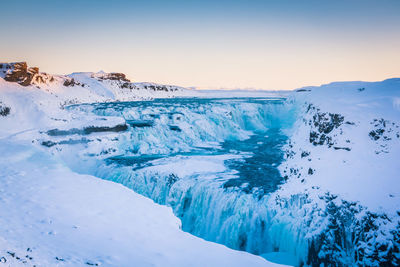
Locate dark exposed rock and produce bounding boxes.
[85,261,99,266]
[309,131,333,146]
[369,128,385,141]
[368,118,399,153]
[41,138,91,147]
[313,112,344,134]
[41,140,57,147]
[0,102,11,116]
[121,82,134,89]
[63,78,77,87]
[47,128,83,136]
[307,107,345,147]
[333,146,351,151]
[301,151,310,158]
[143,84,177,92]
[94,72,130,82]
[84,124,128,134]
[63,77,85,87]
[169,125,182,132]
[369,118,399,141]
[46,124,128,136]
[368,119,388,141]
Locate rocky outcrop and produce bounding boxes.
[46,123,128,136]
[119,82,180,92]
[63,78,76,87]
[63,78,85,87]
[306,104,346,147]
[92,72,130,82]
[0,101,11,116]
[369,118,400,154]
[142,84,178,92]
[1,62,37,86]
[0,62,54,86]
[1,63,185,96]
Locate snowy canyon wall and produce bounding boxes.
[271,79,400,266]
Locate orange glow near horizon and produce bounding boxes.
[1,0,399,90]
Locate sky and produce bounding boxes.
[1,0,399,90]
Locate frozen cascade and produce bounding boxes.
[67,98,296,155]
[56,98,308,265]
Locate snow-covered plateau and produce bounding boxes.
[0,62,399,266]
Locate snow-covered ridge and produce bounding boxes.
[0,62,198,105]
[0,62,286,106]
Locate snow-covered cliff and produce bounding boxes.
[272,79,400,266]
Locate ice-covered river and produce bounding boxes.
[57,98,299,264]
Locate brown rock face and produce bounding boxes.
[1,62,55,86]
[3,62,35,86]
[108,73,130,82]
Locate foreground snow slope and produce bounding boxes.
[0,138,281,267]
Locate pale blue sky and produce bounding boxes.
[1,0,399,89]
